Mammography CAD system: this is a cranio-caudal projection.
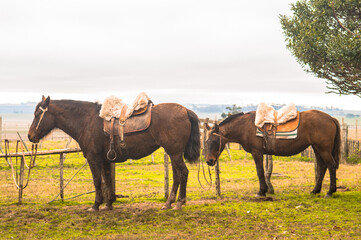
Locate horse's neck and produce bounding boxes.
[220,116,248,144]
[53,101,97,142]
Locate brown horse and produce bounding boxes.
[205,110,341,197]
[28,96,200,211]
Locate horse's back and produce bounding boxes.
[300,110,338,129]
[147,103,195,153]
[299,110,339,145]
[151,103,192,131]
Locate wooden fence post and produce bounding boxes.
[203,118,209,151]
[164,151,169,199]
[264,155,274,194]
[342,124,348,164]
[214,119,221,197]
[355,119,358,140]
[215,160,221,197]
[60,153,64,201]
[18,155,25,205]
[225,143,232,161]
[0,116,2,152]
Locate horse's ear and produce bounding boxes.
[205,123,211,130]
[42,95,46,102]
[44,96,50,107]
[214,123,219,133]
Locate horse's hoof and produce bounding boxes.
[311,190,320,195]
[324,194,332,199]
[173,204,183,211]
[255,193,266,198]
[87,207,99,212]
[100,206,113,211]
[161,204,171,210]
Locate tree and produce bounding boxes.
[221,104,242,119]
[280,0,361,96]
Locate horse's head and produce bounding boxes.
[28,96,55,143]
[204,123,225,166]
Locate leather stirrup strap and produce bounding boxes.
[107,118,117,161]
[119,106,128,147]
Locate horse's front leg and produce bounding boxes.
[173,153,189,210]
[251,151,268,197]
[87,156,104,211]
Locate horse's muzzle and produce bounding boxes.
[206,159,217,166]
[28,133,39,143]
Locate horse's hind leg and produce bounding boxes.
[318,151,337,197]
[161,157,180,210]
[162,153,189,210]
[174,153,189,210]
[311,150,327,194]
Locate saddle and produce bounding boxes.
[255,103,300,151]
[99,93,153,160]
[103,103,153,137]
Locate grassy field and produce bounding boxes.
[1,141,361,239]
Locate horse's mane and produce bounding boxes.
[219,112,245,126]
[52,100,102,114]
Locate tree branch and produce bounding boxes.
[330,4,358,37]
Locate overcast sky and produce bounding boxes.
[1,0,361,110]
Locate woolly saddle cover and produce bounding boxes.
[255,103,300,139]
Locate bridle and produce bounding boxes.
[211,132,224,159]
[36,106,48,130]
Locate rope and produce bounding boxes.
[48,160,88,203]
[4,139,38,190]
[197,150,212,190]
[5,140,21,189]
[18,140,37,190]
[62,190,95,201]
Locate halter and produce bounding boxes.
[36,106,48,130]
[212,132,224,158]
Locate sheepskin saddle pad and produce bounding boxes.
[100,92,152,135]
[255,102,299,139]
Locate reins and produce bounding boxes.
[197,131,224,190]
[4,139,38,190]
[197,151,212,190]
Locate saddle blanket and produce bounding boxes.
[256,127,298,139]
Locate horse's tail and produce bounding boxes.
[332,117,341,169]
[184,109,200,163]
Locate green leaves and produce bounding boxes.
[280,0,361,96]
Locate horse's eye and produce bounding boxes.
[35,108,43,117]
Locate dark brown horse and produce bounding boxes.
[28,96,200,211]
[205,110,341,197]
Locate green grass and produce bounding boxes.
[1,141,361,239]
